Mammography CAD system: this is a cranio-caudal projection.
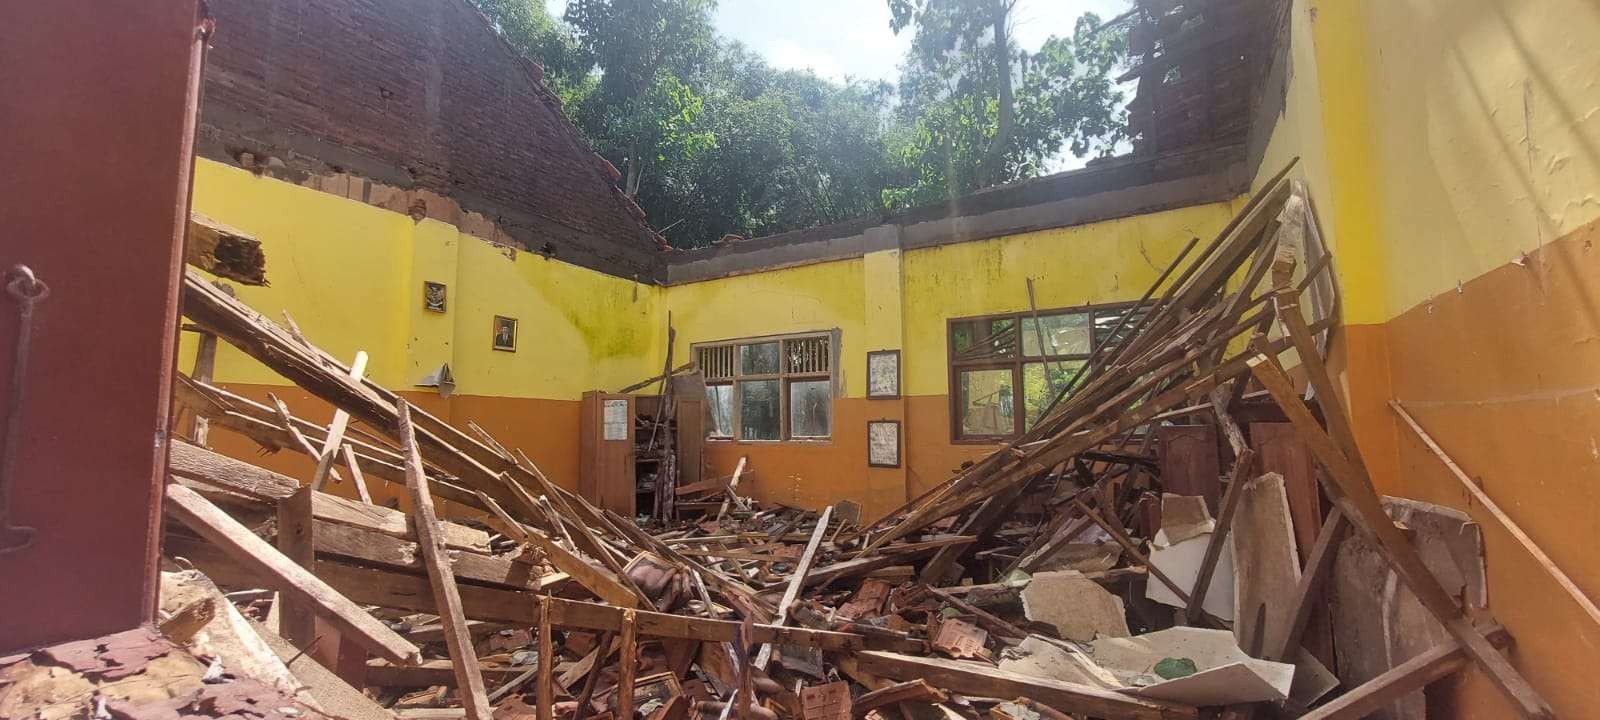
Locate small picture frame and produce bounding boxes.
[867,420,901,468]
[422,281,447,313]
[866,349,900,399]
[492,315,518,351]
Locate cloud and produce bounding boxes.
[765,39,848,81]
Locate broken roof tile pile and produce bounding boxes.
[2,162,1547,720]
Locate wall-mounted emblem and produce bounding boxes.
[423,281,447,313]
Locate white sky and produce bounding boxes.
[547,0,1132,170]
[713,0,1130,85]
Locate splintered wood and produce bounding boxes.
[157,167,1552,720]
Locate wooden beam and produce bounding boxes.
[1391,399,1600,632]
[366,659,538,687]
[399,402,492,720]
[342,443,374,504]
[517,516,641,608]
[187,212,267,285]
[1299,626,1513,720]
[168,534,569,623]
[187,331,218,444]
[853,651,1195,720]
[311,351,369,491]
[716,456,749,523]
[618,609,638,720]
[170,440,493,552]
[752,506,832,670]
[537,596,554,720]
[276,487,318,647]
[163,483,421,665]
[1249,350,1553,719]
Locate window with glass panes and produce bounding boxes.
[947,303,1142,441]
[695,332,835,441]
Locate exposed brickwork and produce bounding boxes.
[198,0,665,281]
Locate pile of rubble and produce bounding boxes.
[12,163,1548,720]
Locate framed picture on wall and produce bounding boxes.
[492,315,518,351]
[867,420,900,468]
[866,349,900,399]
[423,281,447,312]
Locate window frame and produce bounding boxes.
[694,330,839,443]
[947,302,1137,444]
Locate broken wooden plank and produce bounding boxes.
[398,402,492,720]
[164,483,421,665]
[311,351,369,491]
[169,534,569,623]
[187,212,267,285]
[716,456,750,523]
[514,521,641,608]
[853,651,1196,720]
[342,443,375,504]
[170,440,493,553]
[752,506,833,670]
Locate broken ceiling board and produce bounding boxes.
[997,636,1122,690]
[1144,529,1234,621]
[1230,472,1301,657]
[1021,571,1129,643]
[1159,494,1214,545]
[1090,627,1295,707]
[1328,497,1486,720]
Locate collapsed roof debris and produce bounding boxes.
[3,163,1551,720]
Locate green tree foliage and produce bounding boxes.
[464,0,591,95]
[639,44,901,245]
[885,1,1128,210]
[563,0,719,197]
[465,0,1127,248]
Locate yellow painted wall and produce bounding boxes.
[661,201,1242,515]
[180,159,664,496]
[898,205,1239,396]
[1248,1,1600,715]
[184,159,663,399]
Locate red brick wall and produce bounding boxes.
[198,0,663,280]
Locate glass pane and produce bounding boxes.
[1023,361,1086,430]
[951,321,976,354]
[953,318,1017,360]
[739,379,781,440]
[1022,313,1091,357]
[958,369,1014,437]
[788,380,831,438]
[740,342,780,375]
[706,384,734,438]
[1094,306,1145,350]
